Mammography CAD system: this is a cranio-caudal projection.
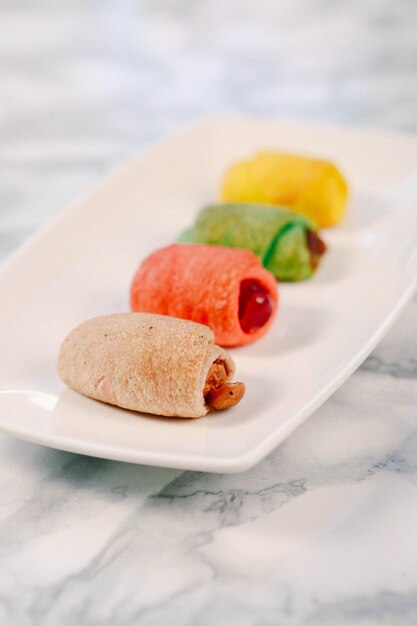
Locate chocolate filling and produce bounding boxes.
[306,230,327,269]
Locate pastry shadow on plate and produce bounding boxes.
[202,373,284,428]
[310,245,353,285]
[237,304,328,358]
[53,389,196,427]
[51,374,280,432]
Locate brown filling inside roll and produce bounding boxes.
[204,359,245,410]
[306,230,327,269]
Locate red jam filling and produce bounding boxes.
[239,279,273,334]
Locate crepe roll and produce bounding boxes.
[221,151,348,227]
[179,203,326,281]
[58,313,245,418]
[130,244,278,347]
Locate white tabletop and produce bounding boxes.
[1,2,417,624]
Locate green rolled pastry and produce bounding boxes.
[178,203,327,281]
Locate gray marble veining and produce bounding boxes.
[1,1,417,624]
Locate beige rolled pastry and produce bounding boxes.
[58,313,245,418]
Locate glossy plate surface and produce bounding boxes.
[1,116,417,472]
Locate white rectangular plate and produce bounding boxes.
[1,116,417,473]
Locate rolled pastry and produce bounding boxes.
[130,243,278,347]
[221,151,348,227]
[58,313,244,418]
[179,203,326,281]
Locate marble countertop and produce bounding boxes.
[1,1,417,624]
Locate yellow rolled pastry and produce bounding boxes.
[221,151,348,227]
[58,313,244,418]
